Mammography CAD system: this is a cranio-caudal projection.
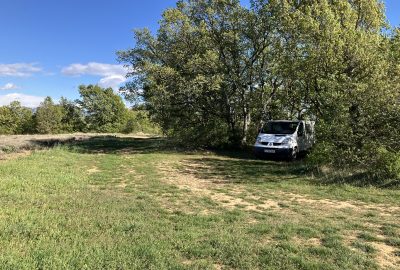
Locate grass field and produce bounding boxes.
[0,135,399,269]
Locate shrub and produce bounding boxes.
[307,142,336,167]
[367,146,400,181]
[122,110,160,134]
[309,142,400,184]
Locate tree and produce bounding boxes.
[35,97,64,134]
[77,85,128,132]
[119,0,278,147]
[59,97,86,133]
[269,0,399,165]
[0,106,16,135]
[9,101,34,134]
[119,0,399,180]
[122,108,160,134]
[0,101,33,135]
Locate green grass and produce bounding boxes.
[0,136,399,269]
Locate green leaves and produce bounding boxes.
[119,0,399,178]
[35,97,64,134]
[119,0,275,146]
[0,101,33,135]
[78,85,128,133]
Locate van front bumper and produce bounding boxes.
[253,146,293,158]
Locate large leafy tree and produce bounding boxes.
[59,97,86,133]
[0,107,14,135]
[119,0,276,146]
[119,0,398,144]
[77,85,128,133]
[268,0,399,165]
[119,0,399,179]
[35,97,64,134]
[0,101,33,134]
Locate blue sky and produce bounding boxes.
[0,0,399,107]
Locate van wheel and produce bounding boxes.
[289,147,298,161]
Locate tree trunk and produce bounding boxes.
[241,104,251,146]
[349,102,362,150]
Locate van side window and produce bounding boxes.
[298,123,304,136]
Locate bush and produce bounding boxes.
[308,142,400,184]
[122,110,160,134]
[307,142,336,167]
[35,97,64,134]
[367,146,400,181]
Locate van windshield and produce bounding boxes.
[261,122,299,135]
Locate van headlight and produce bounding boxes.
[282,138,293,145]
[256,137,262,143]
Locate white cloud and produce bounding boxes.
[62,62,126,77]
[0,63,42,77]
[0,83,19,90]
[62,62,128,89]
[0,93,44,108]
[98,75,127,89]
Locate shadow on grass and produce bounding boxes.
[29,135,308,184]
[177,149,399,188]
[177,156,308,185]
[317,171,400,188]
[29,135,179,155]
[28,135,398,189]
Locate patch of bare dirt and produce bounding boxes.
[87,166,101,174]
[283,192,359,209]
[181,260,225,270]
[158,161,284,214]
[281,192,400,216]
[371,241,399,270]
[211,193,280,212]
[115,182,128,189]
[293,236,322,247]
[0,150,32,161]
[213,264,223,270]
[158,159,400,218]
[344,231,359,253]
[344,230,399,270]
[158,157,400,268]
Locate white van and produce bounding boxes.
[254,120,315,160]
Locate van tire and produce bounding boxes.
[289,147,298,161]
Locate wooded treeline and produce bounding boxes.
[119,0,400,180]
[0,85,158,135]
